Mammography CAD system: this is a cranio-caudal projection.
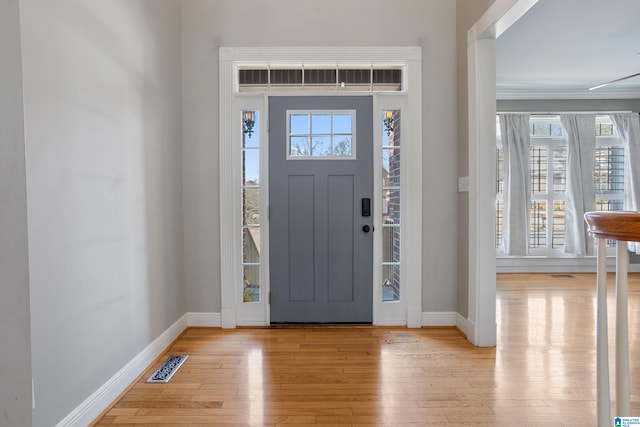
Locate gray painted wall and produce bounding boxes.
[19,0,185,424]
[181,0,462,314]
[0,0,33,425]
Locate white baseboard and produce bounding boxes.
[56,314,188,427]
[186,312,221,327]
[421,311,457,327]
[421,311,477,345]
[456,313,475,343]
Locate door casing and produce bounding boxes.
[220,47,423,329]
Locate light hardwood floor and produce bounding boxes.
[93,273,640,426]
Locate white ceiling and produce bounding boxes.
[496,0,640,99]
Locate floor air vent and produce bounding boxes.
[146,355,188,383]
[549,274,576,278]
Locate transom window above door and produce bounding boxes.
[238,66,403,92]
[287,110,356,159]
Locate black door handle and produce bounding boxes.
[362,225,370,233]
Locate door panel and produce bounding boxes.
[269,96,373,323]
[288,175,315,302]
[328,175,354,303]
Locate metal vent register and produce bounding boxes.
[146,355,188,383]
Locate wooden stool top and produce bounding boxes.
[584,211,640,242]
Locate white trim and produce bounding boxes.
[220,47,422,328]
[374,96,411,326]
[456,313,476,342]
[186,312,222,327]
[468,0,538,347]
[236,96,270,326]
[422,311,457,327]
[472,0,539,39]
[55,314,188,427]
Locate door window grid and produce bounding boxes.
[287,111,355,159]
[496,114,625,254]
[242,110,260,302]
[382,110,400,302]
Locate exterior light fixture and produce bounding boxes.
[383,110,394,136]
[243,111,255,137]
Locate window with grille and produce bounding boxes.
[242,110,261,302]
[496,114,624,255]
[286,111,355,159]
[238,66,403,92]
[382,110,401,302]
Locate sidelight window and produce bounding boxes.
[242,110,261,302]
[382,110,401,302]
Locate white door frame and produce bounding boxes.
[467,0,539,345]
[219,47,422,328]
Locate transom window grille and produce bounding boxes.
[241,110,261,302]
[382,110,401,302]
[238,66,403,92]
[496,114,624,255]
[287,111,355,159]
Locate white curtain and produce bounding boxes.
[561,114,596,256]
[610,113,640,254]
[500,114,530,256]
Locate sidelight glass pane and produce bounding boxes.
[382,110,400,147]
[242,188,260,225]
[382,148,401,187]
[383,188,400,223]
[382,226,400,263]
[242,110,260,148]
[243,227,260,263]
[242,150,259,185]
[243,265,260,303]
[382,264,400,302]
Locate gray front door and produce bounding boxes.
[269,96,373,323]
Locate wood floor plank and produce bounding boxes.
[91,273,640,425]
